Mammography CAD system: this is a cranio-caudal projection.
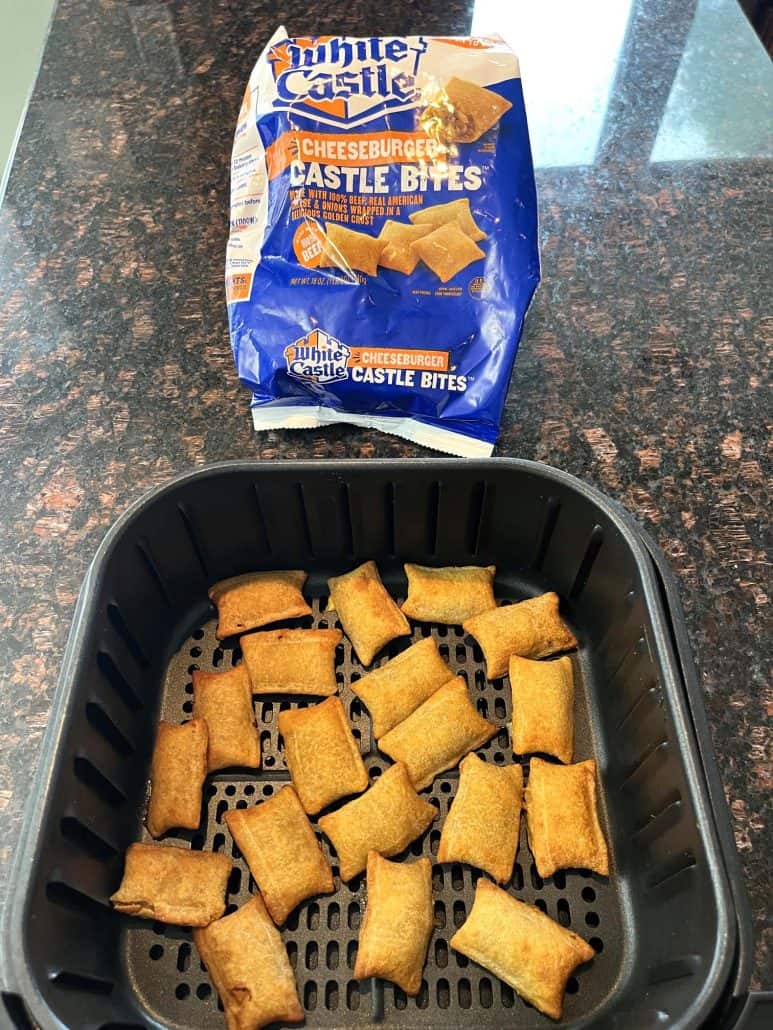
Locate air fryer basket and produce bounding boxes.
[0,460,751,1029]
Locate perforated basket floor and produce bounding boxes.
[126,591,620,1029]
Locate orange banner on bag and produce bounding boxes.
[266,130,440,178]
[226,273,253,303]
[348,347,450,372]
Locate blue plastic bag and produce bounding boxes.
[226,28,539,456]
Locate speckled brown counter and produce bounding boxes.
[0,0,770,992]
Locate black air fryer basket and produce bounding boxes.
[0,460,765,1030]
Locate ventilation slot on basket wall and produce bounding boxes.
[135,541,171,608]
[632,796,683,845]
[252,484,274,556]
[340,483,355,558]
[59,816,116,862]
[620,738,669,789]
[326,981,340,1011]
[426,481,440,555]
[296,483,314,558]
[533,496,561,569]
[177,503,211,578]
[73,756,126,807]
[96,653,142,713]
[570,525,604,600]
[647,955,700,986]
[45,882,108,921]
[647,851,697,890]
[466,480,488,555]
[303,981,317,1011]
[49,972,113,996]
[616,682,657,734]
[85,702,135,757]
[176,944,191,974]
[346,981,360,1010]
[106,604,149,669]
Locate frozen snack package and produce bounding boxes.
[225,29,539,456]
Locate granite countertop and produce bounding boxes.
[0,0,770,998]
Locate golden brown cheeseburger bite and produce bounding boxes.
[327,561,410,666]
[354,852,433,995]
[318,762,436,881]
[377,677,498,791]
[464,591,577,679]
[451,879,594,1020]
[278,697,369,815]
[437,753,522,883]
[224,786,334,925]
[401,563,496,624]
[240,628,341,696]
[509,654,574,763]
[209,570,310,639]
[193,895,304,1030]
[192,664,260,772]
[525,757,609,878]
[378,220,433,274]
[146,719,207,838]
[350,636,452,738]
[110,842,231,927]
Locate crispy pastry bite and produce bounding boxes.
[193,664,260,772]
[224,786,334,925]
[401,563,496,624]
[327,560,410,666]
[354,852,433,995]
[323,222,385,276]
[110,842,231,926]
[437,753,522,883]
[510,655,574,763]
[209,570,310,639]
[450,878,594,1020]
[408,196,486,241]
[378,677,497,790]
[443,76,512,142]
[318,762,436,881]
[146,719,207,838]
[350,636,452,738]
[193,895,304,1030]
[410,222,485,283]
[464,591,577,679]
[525,757,609,877]
[240,628,341,696]
[278,696,369,815]
[378,220,433,274]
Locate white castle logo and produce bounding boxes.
[268,36,428,129]
[284,329,351,384]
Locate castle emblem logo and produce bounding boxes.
[284,329,351,384]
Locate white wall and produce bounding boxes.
[0,0,57,205]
